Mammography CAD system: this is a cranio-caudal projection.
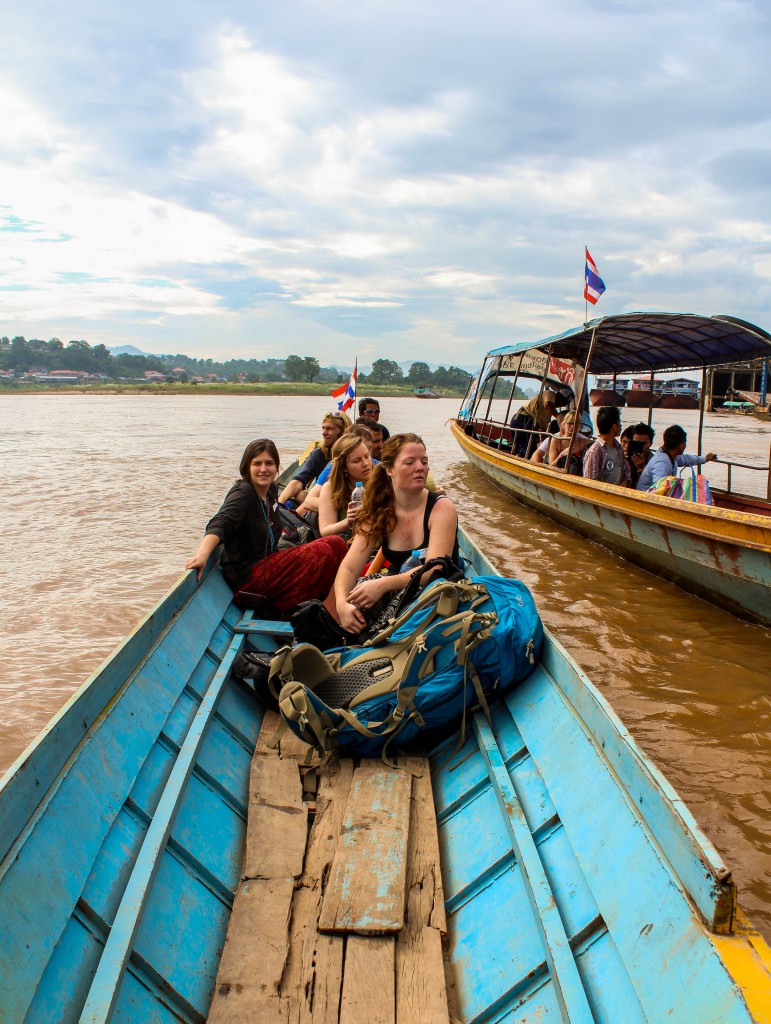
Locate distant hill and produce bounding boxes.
[108,344,151,357]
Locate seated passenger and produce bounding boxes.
[318,432,375,538]
[334,434,459,634]
[582,407,631,486]
[620,422,655,488]
[185,439,347,613]
[510,391,558,457]
[547,411,593,472]
[356,416,384,459]
[637,424,717,491]
[278,411,351,506]
[298,423,374,514]
[358,397,391,440]
[530,436,551,463]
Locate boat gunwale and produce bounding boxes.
[457,524,735,926]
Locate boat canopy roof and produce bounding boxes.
[487,312,771,374]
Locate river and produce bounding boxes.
[1,393,769,938]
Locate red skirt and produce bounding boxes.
[234,536,347,613]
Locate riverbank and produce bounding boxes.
[0,381,467,397]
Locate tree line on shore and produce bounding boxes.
[0,336,475,389]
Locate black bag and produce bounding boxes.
[356,555,466,636]
[392,556,465,617]
[290,599,364,651]
[276,503,315,550]
[232,649,279,708]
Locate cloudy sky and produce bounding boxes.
[2,0,771,366]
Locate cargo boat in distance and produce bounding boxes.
[454,311,771,626]
[1,451,770,1022]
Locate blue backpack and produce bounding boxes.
[271,575,543,758]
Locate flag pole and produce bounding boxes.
[584,245,588,325]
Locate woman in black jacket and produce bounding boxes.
[185,438,347,613]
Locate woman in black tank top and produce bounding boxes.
[333,433,459,635]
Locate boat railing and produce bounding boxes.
[715,445,771,501]
[469,416,541,452]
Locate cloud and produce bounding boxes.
[1,0,771,363]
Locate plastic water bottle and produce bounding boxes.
[399,548,427,573]
[350,481,364,509]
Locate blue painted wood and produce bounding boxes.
[540,633,734,930]
[78,627,247,1022]
[0,503,763,1023]
[472,713,595,1024]
[233,618,294,637]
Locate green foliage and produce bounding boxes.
[368,358,404,384]
[0,335,475,394]
[407,361,432,384]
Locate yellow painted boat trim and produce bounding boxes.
[713,913,771,1023]
[451,420,771,552]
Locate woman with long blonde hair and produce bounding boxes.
[333,433,458,634]
[318,431,374,537]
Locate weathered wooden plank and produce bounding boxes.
[340,936,396,1024]
[242,751,308,880]
[284,756,354,1023]
[208,876,293,1023]
[319,764,412,935]
[396,925,448,1024]
[209,713,308,1023]
[285,886,345,1024]
[395,756,451,1024]
[401,757,447,936]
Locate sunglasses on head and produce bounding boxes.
[325,412,345,420]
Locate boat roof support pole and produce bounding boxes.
[482,360,501,443]
[697,365,707,457]
[562,323,601,472]
[647,370,655,427]
[502,363,519,429]
[469,357,491,421]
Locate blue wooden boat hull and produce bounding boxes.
[0,529,768,1021]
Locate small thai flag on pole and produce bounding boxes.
[330,360,357,412]
[584,248,606,306]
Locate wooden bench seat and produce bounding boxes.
[209,712,454,1023]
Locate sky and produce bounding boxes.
[3,0,771,367]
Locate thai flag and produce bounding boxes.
[330,360,357,412]
[584,248,606,305]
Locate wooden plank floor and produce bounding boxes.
[209,712,454,1024]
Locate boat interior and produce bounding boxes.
[457,415,771,519]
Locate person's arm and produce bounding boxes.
[185,533,221,581]
[278,478,303,504]
[547,437,565,467]
[185,483,253,581]
[678,452,717,468]
[335,531,378,632]
[278,447,325,503]
[424,496,458,561]
[296,482,322,514]
[318,481,351,537]
[582,442,601,480]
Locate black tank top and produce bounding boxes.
[381,492,459,570]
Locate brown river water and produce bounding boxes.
[1,394,769,938]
